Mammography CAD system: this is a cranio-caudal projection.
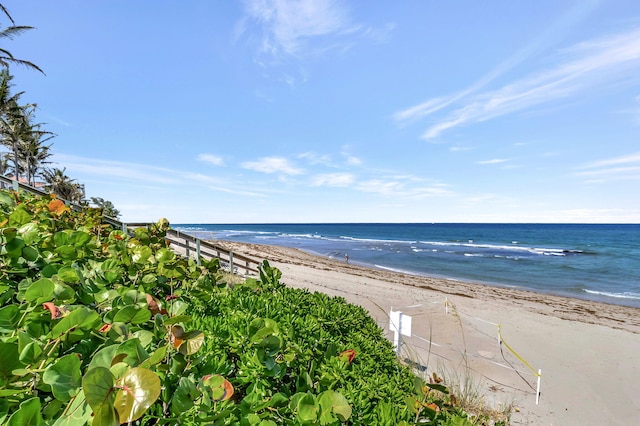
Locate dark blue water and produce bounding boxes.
[174,223,640,308]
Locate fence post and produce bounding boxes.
[395,312,403,356]
[536,369,542,405]
[185,240,190,258]
[196,239,201,266]
[229,251,234,273]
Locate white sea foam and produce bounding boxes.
[583,289,640,300]
[418,240,576,256]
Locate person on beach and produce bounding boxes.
[345,253,349,263]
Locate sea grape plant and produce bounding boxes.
[0,188,476,425]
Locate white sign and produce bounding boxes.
[389,310,412,337]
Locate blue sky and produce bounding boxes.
[4,0,640,223]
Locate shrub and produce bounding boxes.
[0,189,474,425]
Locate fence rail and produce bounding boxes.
[1,175,260,276]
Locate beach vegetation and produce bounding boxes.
[0,188,497,424]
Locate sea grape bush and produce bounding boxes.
[0,189,478,425]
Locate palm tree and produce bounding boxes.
[42,167,85,203]
[0,71,54,185]
[0,4,44,73]
[90,197,121,219]
[0,97,34,181]
[18,121,54,185]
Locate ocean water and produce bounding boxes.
[174,223,640,309]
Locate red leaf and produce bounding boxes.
[99,323,112,333]
[339,349,356,364]
[47,199,69,216]
[146,294,167,315]
[42,302,63,319]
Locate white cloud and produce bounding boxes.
[344,155,362,166]
[54,154,179,185]
[356,179,403,195]
[197,154,224,166]
[297,151,333,165]
[312,172,354,187]
[241,156,304,175]
[580,151,640,168]
[396,26,640,139]
[574,152,640,182]
[476,158,510,165]
[240,0,361,58]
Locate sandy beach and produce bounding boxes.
[213,240,640,425]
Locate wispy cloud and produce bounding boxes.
[476,158,510,165]
[239,0,361,59]
[54,154,180,185]
[197,154,224,166]
[574,151,640,182]
[355,177,453,198]
[297,151,333,166]
[241,156,304,175]
[396,25,640,139]
[54,154,267,197]
[312,172,354,187]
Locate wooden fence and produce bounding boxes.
[1,175,260,276]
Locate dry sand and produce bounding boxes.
[212,241,640,425]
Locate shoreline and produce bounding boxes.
[309,247,640,311]
[213,239,640,425]
[218,240,640,334]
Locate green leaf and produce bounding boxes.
[113,306,151,325]
[21,246,39,261]
[0,305,20,333]
[100,259,123,283]
[24,278,55,303]
[319,390,352,422]
[53,231,70,246]
[18,222,40,245]
[19,341,43,365]
[115,339,149,367]
[168,300,188,316]
[0,341,24,387]
[51,389,93,426]
[113,367,161,423]
[57,266,81,283]
[171,377,196,415]
[296,392,319,423]
[162,315,192,326]
[131,246,152,264]
[43,354,82,402]
[178,330,205,356]
[69,231,91,247]
[155,248,175,263]
[6,397,43,426]
[83,367,116,417]
[50,307,100,339]
[5,236,25,257]
[8,205,32,227]
[0,190,16,207]
[89,345,120,370]
[140,344,167,368]
[55,245,77,260]
[53,282,76,302]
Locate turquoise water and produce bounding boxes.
[175,223,640,308]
